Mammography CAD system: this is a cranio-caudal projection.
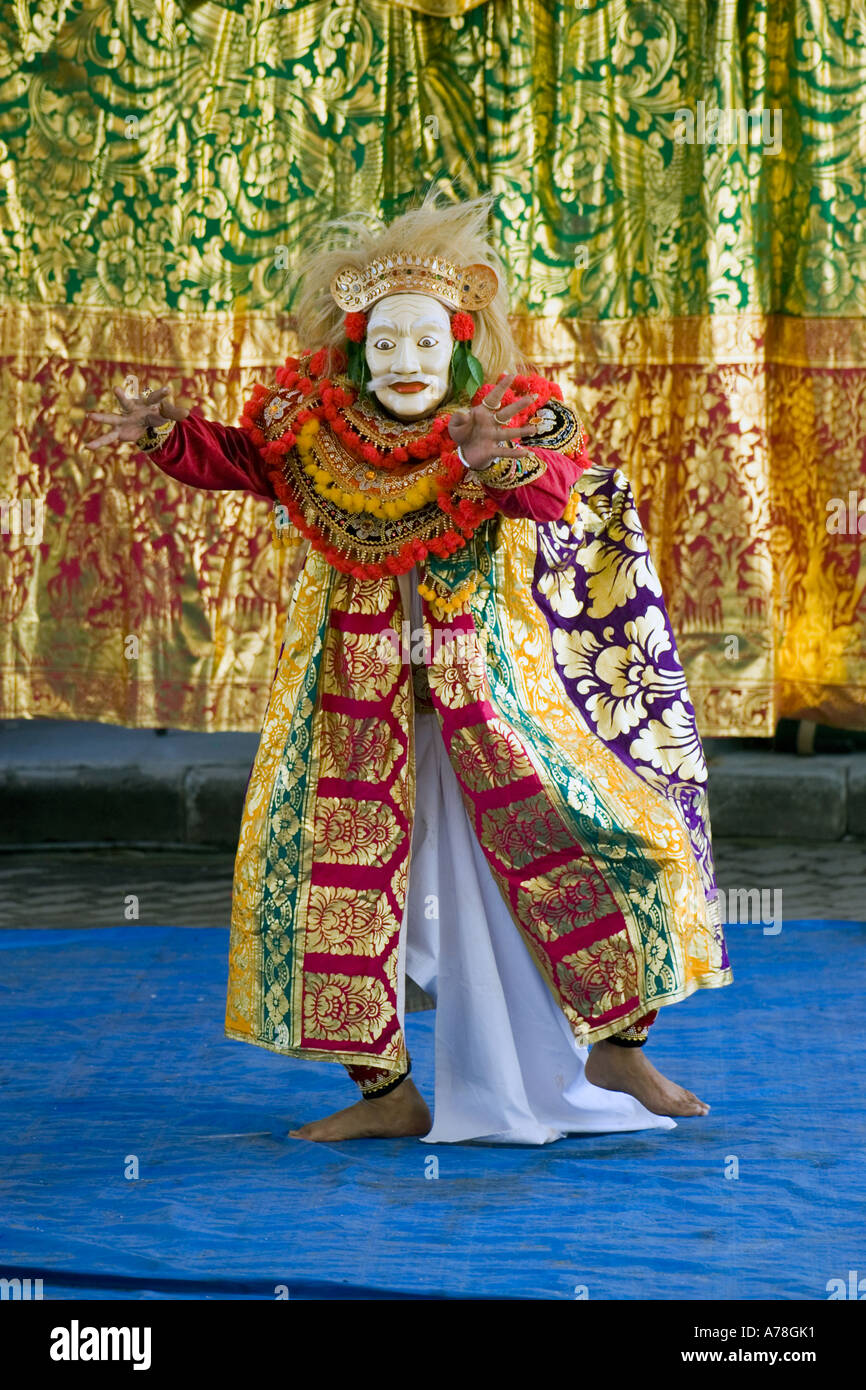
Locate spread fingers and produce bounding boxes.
[85,430,120,450]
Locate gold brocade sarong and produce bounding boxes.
[225,470,731,1071]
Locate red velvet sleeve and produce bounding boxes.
[482,447,589,522]
[138,411,276,502]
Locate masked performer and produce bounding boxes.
[87,197,731,1145]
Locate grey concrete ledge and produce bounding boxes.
[2,720,865,846]
[848,761,866,838]
[705,752,849,841]
[183,765,248,846]
[1,764,186,846]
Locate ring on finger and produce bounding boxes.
[493,411,511,426]
[481,397,501,413]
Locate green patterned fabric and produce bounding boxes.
[3,0,861,318]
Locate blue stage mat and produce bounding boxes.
[1,921,864,1300]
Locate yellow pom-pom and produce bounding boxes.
[416,573,478,619]
[562,490,579,526]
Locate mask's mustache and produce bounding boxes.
[367,371,441,392]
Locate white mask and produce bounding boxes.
[365,293,453,420]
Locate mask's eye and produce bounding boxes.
[418,336,437,348]
[373,338,394,351]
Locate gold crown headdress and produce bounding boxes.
[330,253,499,314]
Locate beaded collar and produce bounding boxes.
[239,353,563,580]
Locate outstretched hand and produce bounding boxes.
[447,373,538,471]
[85,385,188,451]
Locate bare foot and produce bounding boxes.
[584,1039,710,1117]
[288,1078,432,1141]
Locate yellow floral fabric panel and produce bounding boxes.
[225,546,335,1042]
[226,561,413,1066]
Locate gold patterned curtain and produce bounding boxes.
[2,0,864,733]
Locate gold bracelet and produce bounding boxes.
[136,419,176,453]
[474,454,524,488]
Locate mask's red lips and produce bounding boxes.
[390,381,428,394]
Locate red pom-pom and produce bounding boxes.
[450,311,475,342]
[344,312,367,343]
[308,349,327,377]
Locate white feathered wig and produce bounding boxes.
[291,191,528,380]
